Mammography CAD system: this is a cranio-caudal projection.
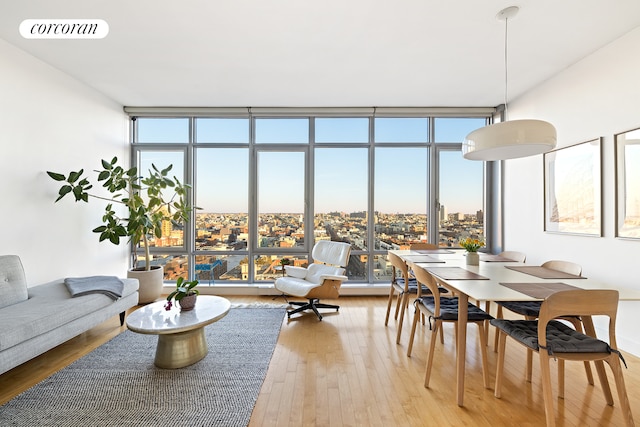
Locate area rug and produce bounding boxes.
[0,307,286,427]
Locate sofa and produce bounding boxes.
[0,255,139,375]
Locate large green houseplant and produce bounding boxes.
[47,157,194,302]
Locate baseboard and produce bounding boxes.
[164,284,390,297]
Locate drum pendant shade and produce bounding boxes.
[463,6,556,161]
[462,119,556,161]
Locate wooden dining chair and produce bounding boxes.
[492,289,634,427]
[493,259,594,386]
[540,259,581,276]
[406,262,493,390]
[385,252,417,343]
[386,250,449,344]
[384,252,439,342]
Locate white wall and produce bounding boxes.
[0,39,130,284]
[504,27,640,356]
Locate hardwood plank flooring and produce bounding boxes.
[1,296,638,426]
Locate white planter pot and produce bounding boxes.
[128,265,164,303]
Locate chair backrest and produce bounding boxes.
[499,251,526,262]
[410,243,438,250]
[538,289,619,349]
[408,261,440,299]
[311,240,351,267]
[541,260,581,276]
[388,251,409,287]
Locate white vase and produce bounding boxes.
[466,252,479,266]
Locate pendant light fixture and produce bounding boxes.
[462,6,557,161]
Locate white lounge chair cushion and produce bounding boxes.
[275,264,346,297]
[284,266,307,279]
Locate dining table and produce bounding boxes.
[389,249,640,407]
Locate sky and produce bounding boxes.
[137,117,485,214]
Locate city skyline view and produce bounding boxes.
[147,209,484,283]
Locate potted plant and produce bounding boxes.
[279,258,291,276]
[458,237,485,266]
[164,277,199,311]
[47,157,195,303]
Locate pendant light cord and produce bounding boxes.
[503,15,509,121]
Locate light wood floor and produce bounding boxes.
[1,296,638,426]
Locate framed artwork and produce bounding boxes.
[615,127,640,239]
[544,138,602,236]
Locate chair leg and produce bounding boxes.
[539,351,557,427]
[453,320,459,344]
[558,359,565,399]
[407,305,420,357]
[526,348,533,382]
[484,301,491,346]
[424,320,440,388]
[396,293,409,344]
[394,290,403,320]
[286,298,339,321]
[582,315,614,405]
[477,322,490,389]
[594,359,614,406]
[493,304,503,352]
[385,286,395,325]
[525,315,535,382]
[494,330,507,398]
[286,301,312,316]
[607,355,636,427]
[582,362,595,385]
[310,303,323,320]
[565,317,595,385]
[314,302,340,310]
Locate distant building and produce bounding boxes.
[439,205,448,222]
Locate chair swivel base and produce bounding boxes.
[287,298,339,320]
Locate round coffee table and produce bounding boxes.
[126,295,231,369]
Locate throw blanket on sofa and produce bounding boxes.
[64,276,124,301]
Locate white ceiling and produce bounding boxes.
[2,0,640,108]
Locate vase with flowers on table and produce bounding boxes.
[459,237,485,266]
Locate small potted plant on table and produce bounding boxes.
[164,277,200,311]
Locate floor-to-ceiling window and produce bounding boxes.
[127,108,492,286]
[434,118,486,248]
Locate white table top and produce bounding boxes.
[126,295,231,335]
[390,250,640,302]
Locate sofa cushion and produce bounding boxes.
[0,278,138,351]
[0,255,29,309]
